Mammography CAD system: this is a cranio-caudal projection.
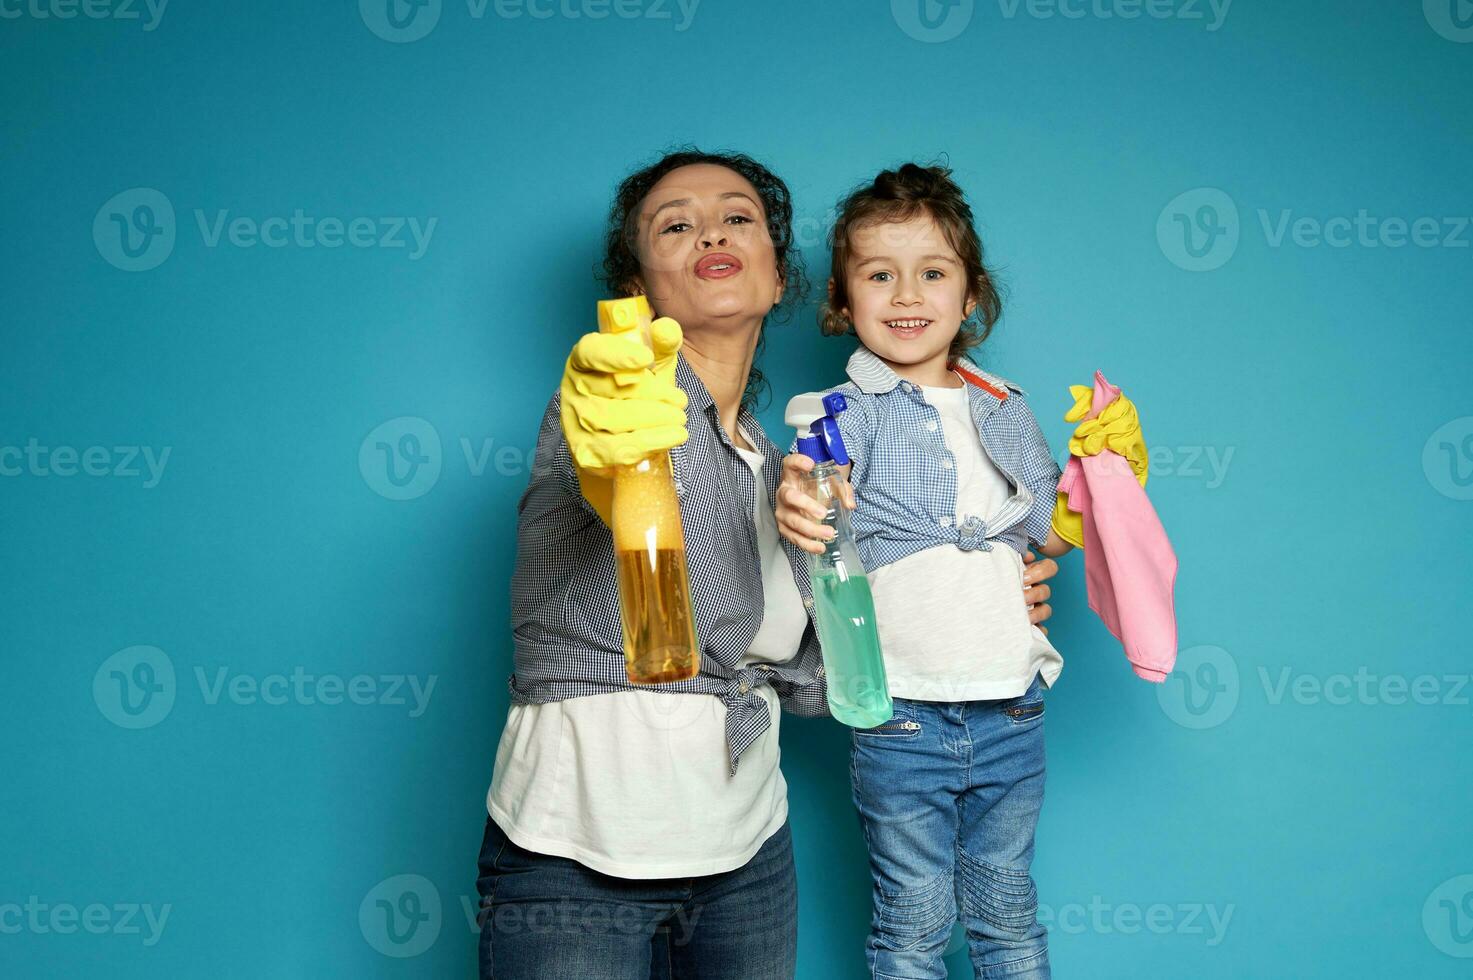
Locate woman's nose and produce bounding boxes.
[698,226,729,248]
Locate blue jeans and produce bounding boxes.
[474,816,798,979]
[850,676,1050,980]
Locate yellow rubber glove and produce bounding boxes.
[559,315,688,525]
[1051,384,1149,549]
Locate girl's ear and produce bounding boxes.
[828,277,852,324]
[963,291,977,320]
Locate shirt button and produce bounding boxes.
[939,515,953,527]
[927,421,938,432]
[739,681,750,693]
[941,459,954,470]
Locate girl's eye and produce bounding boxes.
[868,271,893,282]
[923,269,944,281]
[660,221,692,235]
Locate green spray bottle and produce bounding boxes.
[785,392,893,729]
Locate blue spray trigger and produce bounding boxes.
[816,416,850,466]
[785,390,853,467]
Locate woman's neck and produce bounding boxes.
[681,318,762,450]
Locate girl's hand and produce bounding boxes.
[1022,551,1058,634]
[775,453,855,555]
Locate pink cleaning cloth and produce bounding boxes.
[1056,372,1178,682]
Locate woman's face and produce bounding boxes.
[633,163,784,332]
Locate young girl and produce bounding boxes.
[776,163,1139,979]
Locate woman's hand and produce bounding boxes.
[774,453,855,555]
[1022,551,1058,634]
[559,316,688,524]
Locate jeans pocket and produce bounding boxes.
[854,701,922,738]
[1002,676,1045,725]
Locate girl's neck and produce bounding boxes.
[681,317,762,450]
[879,350,963,389]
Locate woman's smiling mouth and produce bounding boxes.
[694,253,743,279]
[884,317,932,339]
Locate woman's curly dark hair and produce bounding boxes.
[602,147,808,410]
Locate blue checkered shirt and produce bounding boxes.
[802,347,1063,570]
[508,354,830,774]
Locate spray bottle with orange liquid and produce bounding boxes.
[596,296,701,685]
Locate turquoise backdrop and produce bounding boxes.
[4,0,1471,976]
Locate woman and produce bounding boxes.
[475,149,1060,979]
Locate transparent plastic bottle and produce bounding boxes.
[597,296,700,684]
[786,392,893,728]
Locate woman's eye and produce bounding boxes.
[725,213,753,225]
[660,221,692,235]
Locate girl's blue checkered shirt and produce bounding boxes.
[803,346,1063,570]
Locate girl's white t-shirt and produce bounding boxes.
[486,431,808,879]
[867,382,1063,702]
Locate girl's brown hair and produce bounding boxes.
[820,162,1003,362]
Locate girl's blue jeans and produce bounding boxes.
[850,675,1051,980]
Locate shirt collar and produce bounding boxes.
[844,345,1022,399]
[674,350,773,454]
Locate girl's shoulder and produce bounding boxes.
[954,356,1028,398]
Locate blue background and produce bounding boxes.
[4,0,1472,976]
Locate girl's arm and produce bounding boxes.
[1037,527,1074,558]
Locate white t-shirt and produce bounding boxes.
[867,382,1063,702]
[486,431,808,879]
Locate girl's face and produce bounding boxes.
[839,214,975,379]
[633,163,784,333]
